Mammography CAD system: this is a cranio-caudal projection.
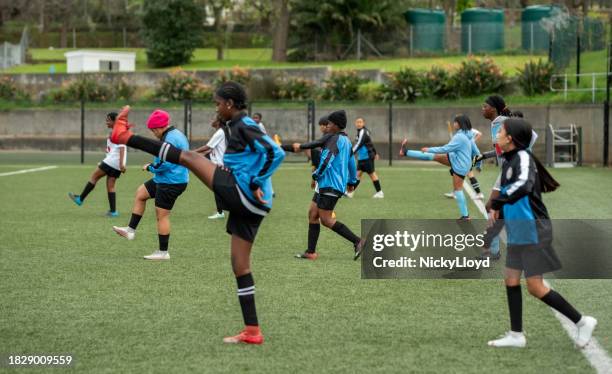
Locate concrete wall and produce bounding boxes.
[0,104,609,164]
[4,67,385,96]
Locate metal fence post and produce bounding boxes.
[468,24,472,55]
[80,99,85,164]
[388,101,393,167]
[410,25,413,57]
[307,100,315,141]
[530,23,534,54]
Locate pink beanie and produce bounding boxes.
[146,110,170,129]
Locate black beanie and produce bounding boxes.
[485,95,507,115]
[503,118,532,150]
[328,110,347,129]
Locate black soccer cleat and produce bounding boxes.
[353,239,365,261]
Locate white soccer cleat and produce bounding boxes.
[475,192,485,200]
[346,191,354,198]
[372,191,384,199]
[444,192,455,199]
[113,226,135,240]
[143,250,170,260]
[208,212,225,219]
[575,316,597,348]
[488,331,526,348]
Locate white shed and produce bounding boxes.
[64,50,136,73]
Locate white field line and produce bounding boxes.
[0,166,58,177]
[543,280,612,374]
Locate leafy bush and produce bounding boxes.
[357,82,385,102]
[0,77,30,100]
[215,67,251,86]
[273,76,315,100]
[381,68,423,102]
[111,77,136,101]
[48,75,112,102]
[517,59,555,96]
[142,0,204,67]
[154,69,213,102]
[320,71,365,101]
[422,66,456,99]
[451,57,507,97]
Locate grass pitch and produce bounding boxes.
[1,152,611,373]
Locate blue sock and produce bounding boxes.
[405,150,434,161]
[490,236,500,255]
[454,190,469,217]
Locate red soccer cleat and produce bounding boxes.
[110,105,134,145]
[223,326,264,345]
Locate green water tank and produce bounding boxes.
[521,5,556,52]
[461,8,505,53]
[403,9,446,52]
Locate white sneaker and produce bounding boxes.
[208,212,225,219]
[143,250,170,260]
[475,192,485,200]
[373,191,384,198]
[346,191,354,198]
[444,192,455,199]
[488,331,526,348]
[575,316,597,348]
[113,226,135,240]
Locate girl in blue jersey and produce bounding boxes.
[109,81,285,345]
[485,118,597,349]
[399,114,481,220]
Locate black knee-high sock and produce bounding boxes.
[128,213,142,230]
[331,221,360,245]
[236,273,258,326]
[79,182,95,201]
[281,144,295,153]
[127,135,182,164]
[506,285,522,332]
[158,234,169,252]
[540,290,582,324]
[214,194,223,214]
[307,223,320,253]
[469,177,481,193]
[108,192,116,212]
[373,180,381,192]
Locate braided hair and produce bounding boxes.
[485,95,512,117]
[215,81,248,110]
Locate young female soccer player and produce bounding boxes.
[444,127,484,200]
[194,117,227,220]
[293,110,363,260]
[349,117,383,198]
[399,115,480,220]
[485,118,597,348]
[68,112,126,217]
[112,110,189,261]
[110,82,285,345]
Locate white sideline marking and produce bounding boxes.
[543,280,612,374]
[0,166,58,177]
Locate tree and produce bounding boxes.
[142,0,204,67]
[272,0,290,61]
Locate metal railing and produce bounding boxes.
[550,72,611,103]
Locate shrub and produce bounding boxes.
[0,77,30,100]
[153,69,213,102]
[215,66,251,87]
[142,0,204,67]
[273,76,315,100]
[517,59,555,96]
[320,71,365,101]
[357,82,385,102]
[451,57,507,97]
[48,75,112,102]
[422,66,456,99]
[111,77,136,101]
[381,67,422,102]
